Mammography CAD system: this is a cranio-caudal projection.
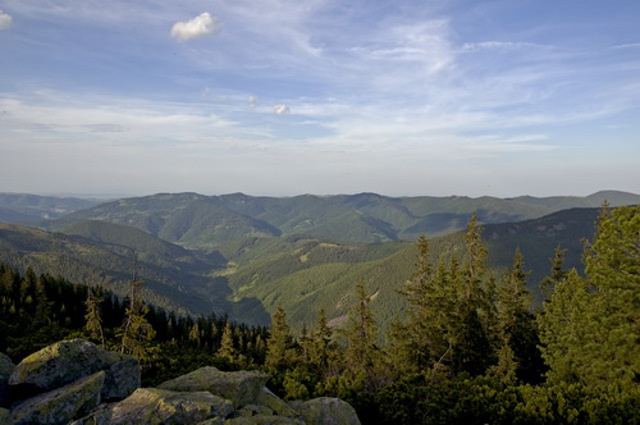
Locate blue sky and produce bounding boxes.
[0,0,638,197]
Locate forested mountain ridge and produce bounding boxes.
[0,193,104,223]
[0,206,608,333]
[0,221,269,324]
[3,204,638,425]
[33,190,640,247]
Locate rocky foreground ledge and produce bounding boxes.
[0,339,361,425]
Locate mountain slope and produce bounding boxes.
[0,193,103,223]
[0,221,268,323]
[38,190,640,247]
[222,207,604,333]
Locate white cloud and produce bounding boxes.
[171,12,221,42]
[273,104,290,115]
[0,10,13,30]
[611,43,640,49]
[461,41,540,52]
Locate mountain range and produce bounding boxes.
[0,190,638,332]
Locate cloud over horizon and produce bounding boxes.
[171,12,221,41]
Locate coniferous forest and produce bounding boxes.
[1,204,639,424]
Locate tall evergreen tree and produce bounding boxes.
[118,278,157,362]
[494,248,543,383]
[84,286,105,348]
[541,245,568,298]
[343,278,383,391]
[450,213,496,376]
[217,321,237,363]
[540,205,640,389]
[265,306,296,374]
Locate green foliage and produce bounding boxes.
[84,286,105,347]
[539,205,640,390]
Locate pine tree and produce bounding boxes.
[217,321,237,363]
[343,278,383,391]
[539,205,640,389]
[541,245,568,297]
[450,213,496,376]
[494,248,543,383]
[309,309,333,372]
[265,306,296,374]
[84,286,105,348]
[118,278,157,362]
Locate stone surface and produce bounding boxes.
[158,366,268,408]
[257,387,299,418]
[10,371,105,425]
[9,338,139,400]
[0,408,10,425]
[77,387,234,425]
[292,397,361,425]
[224,415,304,425]
[0,353,13,386]
[0,352,14,407]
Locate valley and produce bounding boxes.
[1,190,635,332]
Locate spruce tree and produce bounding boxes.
[217,321,237,363]
[118,278,157,362]
[494,248,543,383]
[84,286,105,348]
[539,205,640,389]
[343,278,383,392]
[450,213,496,376]
[265,306,296,374]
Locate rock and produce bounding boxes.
[158,366,268,408]
[0,408,10,425]
[77,387,234,425]
[9,338,139,400]
[237,403,274,417]
[224,415,304,425]
[10,371,105,425]
[197,417,225,425]
[0,353,14,407]
[0,353,13,385]
[257,387,299,418]
[292,397,361,425]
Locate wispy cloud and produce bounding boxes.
[171,12,222,41]
[611,43,640,50]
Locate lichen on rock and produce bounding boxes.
[9,338,139,401]
[10,371,105,425]
[77,387,235,425]
[158,366,268,409]
[290,397,361,425]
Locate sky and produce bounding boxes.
[0,0,639,198]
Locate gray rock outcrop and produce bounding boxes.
[9,338,139,400]
[0,353,13,386]
[10,371,105,425]
[158,366,268,409]
[290,397,361,425]
[74,387,234,425]
[4,340,361,425]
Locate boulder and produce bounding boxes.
[257,387,299,418]
[0,353,14,407]
[0,408,10,425]
[158,366,268,408]
[291,397,361,425]
[224,415,304,425]
[76,387,234,425]
[10,371,105,425]
[9,338,139,400]
[0,353,13,385]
